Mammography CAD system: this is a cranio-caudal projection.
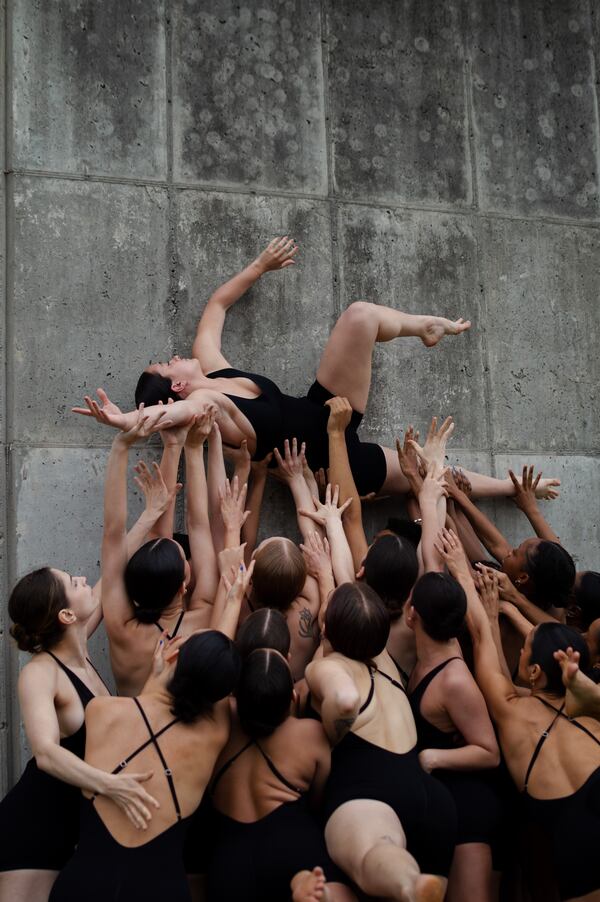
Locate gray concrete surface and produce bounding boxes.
[2,0,600,788]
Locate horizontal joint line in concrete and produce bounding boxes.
[9,168,600,233]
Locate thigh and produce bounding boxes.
[324,799,406,881]
[315,303,379,414]
[0,870,58,902]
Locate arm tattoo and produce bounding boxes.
[298,606,316,639]
[333,716,356,740]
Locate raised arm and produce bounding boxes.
[242,453,273,563]
[219,475,250,550]
[417,465,448,573]
[147,414,192,540]
[509,465,561,544]
[273,438,325,542]
[449,487,512,563]
[184,409,220,608]
[192,237,298,372]
[207,422,227,553]
[19,661,158,829]
[305,657,361,745]
[325,397,368,572]
[299,485,354,585]
[300,531,335,630]
[490,568,559,626]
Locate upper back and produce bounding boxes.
[85,694,230,845]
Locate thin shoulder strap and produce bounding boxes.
[85,657,111,695]
[46,650,95,704]
[374,667,407,694]
[523,702,564,791]
[211,739,254,794]
[108,718,179,776]
[254,741,303,795]
[389,654,410,685]
[535,696,600,748]
[132,698,182,821]
[358,666,376,714]
[153,610,185,641]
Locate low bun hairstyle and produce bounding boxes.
[251,539,307,612]
[411,572,467,642]
[135,371,179,408]
[236,609,291,660]
[236,649,293,738]
[124,538,185,623]
[525,542,576,610]
[9,568,68,653]
[530,623,590,695]
[167,631,241,724]
[363,534,419,618]
[325,582,389,662]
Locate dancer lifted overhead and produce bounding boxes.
[73,238,559,500]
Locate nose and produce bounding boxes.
[170,355,181,364]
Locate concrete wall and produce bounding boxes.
[2,0,599,789]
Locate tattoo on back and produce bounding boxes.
[298,606,316,639]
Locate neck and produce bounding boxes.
[47,626,89,667]
[158,598,185,620]
[414,629,461,665]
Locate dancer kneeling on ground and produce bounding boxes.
[49,631,240,902]
[305,582,456,902]
[74,238,559,501]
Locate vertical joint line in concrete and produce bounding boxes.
[464,55,479,212]
[587,0,600,209]
[164,0,179,348]
[319,2,341,318]
[472,219,496,479]
[164,0,174,182]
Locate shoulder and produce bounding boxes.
[440,658,474,690]
[18,653,59,692]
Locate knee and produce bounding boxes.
[341,301,376,330]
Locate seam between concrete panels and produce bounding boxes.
[10,166,600,233]
[164,0,180,342]
[472,216,497,478]
[587,0,600,214]
[319,0,341,319]
[463,55,480,211]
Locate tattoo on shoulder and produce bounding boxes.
[298,606,316,640]
[333,716,356,740]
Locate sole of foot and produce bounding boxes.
[421,317,471,348]
[291,867,330,902]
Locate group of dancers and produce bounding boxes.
[1,237,599,902]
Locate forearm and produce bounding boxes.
[325,519,355,584]
[500,604,534,638]
[185,445,219,604]
[242,472,267,562]
[425,744,499,772]
[288,475,325,542]
[519,505,561,544]
[127,510,163,558]
[204,260,264,313]
[487,614,514,682]
[451,504,488,562]
[419,499,445,573]
[104,439,130,537]
[151,445,183,538]
[207,429,227,553]
[452,493,511,561]
[511,592,559,625]
[406,495,421,522]
[211,589,243,639]
[33,741,114,795]
[328,431,368,568]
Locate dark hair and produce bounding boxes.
[325,583,389,662]
[530,623,590,695]
[134,371,179,408]
[411,572,467,641]
[385,518,422,549]
[236,609,291,659]
[525,542,576,610]
[8,568,69,653]
[363,534,419,618]
[168,631,241,723]
[574,571,600,631]
[173,533,192,561]
[124,538,185,623]
[236,649,293,738]
[251,539,307,612]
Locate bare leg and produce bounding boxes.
[324,799,446,902]
[0,870,58,902]
[291,867,357,902]
[446,844,496,902]
[316,302,470,414]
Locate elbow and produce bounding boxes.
[334,688,360,718]
[32,744,55,775]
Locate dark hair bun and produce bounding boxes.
[10,623,41,653]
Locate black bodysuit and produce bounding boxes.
[408,658,506,860]
[0,652,108,872]
[207,368,387,496]
[522,697,600,901]
[205,737,346,901]
[323,664,457,878]
[49,698,191,902]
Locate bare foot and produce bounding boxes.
[420,317,471,348]
[291,867,330,902]
[415,874,446,902]
[534,477,561,500]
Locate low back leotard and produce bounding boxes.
[49,698,192,902]
[205,736,346,901]
[207,368,387,496]
[323,663,457,878]
[152,609,185,641]
[408,659,507,862]
[521,697,600,901]
[0,652,109,872]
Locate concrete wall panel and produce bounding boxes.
[175,190,334,394]
[478,217,600,453]
[12,0,168,179]
[326,0,470,206]
[337,205,488,449]
[12,177,172,445]
[172,0,328,193]
[468,0,599,218]
[493,454,600,572]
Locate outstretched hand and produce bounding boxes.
[409,416,454,471]
[273,438,306,483]
[300,531,333,581]
[298,483,352,527]
[325,396,353,434]
[418,464,449,506]
[395,425,421,482]
[434,527,472,583]
[554,646,600,719]
[72,388,131,431]
[219,475,250,532]
[255,236,299,273]
[134,460,182,517]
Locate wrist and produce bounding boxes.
[249,258,266,278]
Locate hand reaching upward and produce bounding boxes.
[254,236,299,274]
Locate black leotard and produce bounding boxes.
[50,697,191,902]
[408,658,506,859]
[204,737,347,901]
[522,696,600,901]
[0,652,108,872]
[323,664,457,877]
[206,368,387,496]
